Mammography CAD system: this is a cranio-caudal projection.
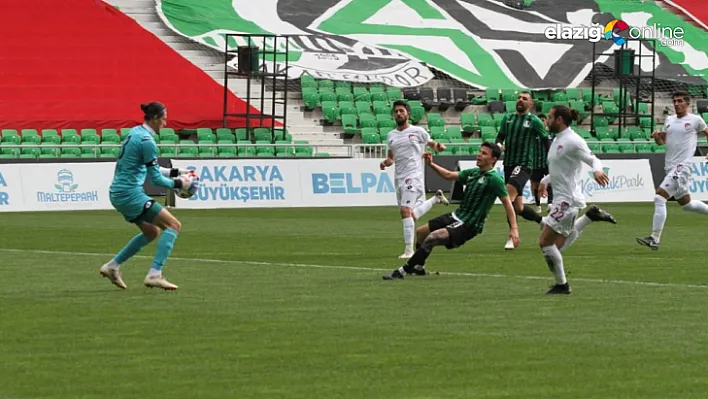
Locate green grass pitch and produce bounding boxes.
[1,202,708,399]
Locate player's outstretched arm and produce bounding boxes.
[423,152,458,181]
[426,139,446,152]
[500,195,520,248]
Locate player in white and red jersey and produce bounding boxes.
[637,91,708,250]
[537,105,617,295]
[380,100,449,259]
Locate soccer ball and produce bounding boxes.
[176,173,200,199]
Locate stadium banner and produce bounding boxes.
[156,0,707,89]
[171,159,300,209]
[0,164,25,212]
[456,159,655,204]
[171,159,399,208]
[298,159,397,207]
[0,162,115,212]
[686,157,708,201]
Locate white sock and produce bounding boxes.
[559,215,592,252]
[652,195,667,243]
[682,200,708,215]
[147,268,162,278]
[402,217,415,248]
[542,245,567,285]
[106,258,120,270]
[413,196,437,219]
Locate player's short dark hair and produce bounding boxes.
[481,141,501,160]
[672,90,691,103]
[392,100,410,113]
[551,104,579,126]
[538,113,547,119]
[518,90,532,99]
[141,102,166,121]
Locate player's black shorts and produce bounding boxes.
[427,213,478,249]
[531,167,548,183]
[504,165,532,193]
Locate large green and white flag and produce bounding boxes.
[157,0,707,89]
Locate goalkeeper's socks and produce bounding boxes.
[150,228,179,275]
[113,233,150,267]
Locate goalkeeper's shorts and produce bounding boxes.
[110,190,164,225]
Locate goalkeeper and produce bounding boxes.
[100,102,197,291]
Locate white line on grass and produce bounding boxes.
[0,248,705,290]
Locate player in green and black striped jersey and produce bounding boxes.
[383,142,520,279]
[531,113,553,213]
[495,91,550,250]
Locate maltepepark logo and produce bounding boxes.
[545,19,685,47]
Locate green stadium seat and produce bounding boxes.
[321,101,340,123]
[0,142,18,156]
[1,129,18,138]
[100,147,119,157]
[588,143,601,153]
[319,91,337,103]
[342,114,358,134]
[565,88,581,101]
[410,106,425,124]
[303,91,319,110]
[702,113,708,123]
[41,129,58,137]
[356,101,372,116]
[61,129,78,137]
[618,144,635,153]
[369,92,386,102]
[274,129,292,143]
[276,145,296,156]
[430,126,446,140]
[446,128,463,140]
[359,114,377,129]
[636,144,652,153]
[101,129,118,137]
[501,89,518,102]
[120,128,131,137]
[82,134,101,143]
[158,128,175,137]
[353,87,370,102]
[334,81,351,90]
[19,153,37,159]
[504,101,516,113]
[485,88,500,102]
[317,79,334,90]
[234,128,248,142]
[427,113,444,128]
[362,132,381,144]
[373,101,390,116]
[217,132,236,144]
[477,113,494,127]
[80,129,98,137]
[254,128,272,142]
[652,144,666,153]
[551,91,568,102]
[21,129,38,137]
[21,144,40,157]
[61,147,81,157]
[62,134,81,144]
[217,146,237,158]
[576,128,591,139]
[199,141,217,157]
[102,135,120,144]
[22,135,41,144]
[387,88,402,102]
[602,144,620,154]
[339,102,357,116]
[177,140,198,157]
[481,126,497,141]
[41,143,60,157]
[460,113,476,134]
[335,88,352,103]
[377,115,396,130]
[492,113,505,127]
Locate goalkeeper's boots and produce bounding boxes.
[546,283,571,295]
[100,264,127,290]
[144,274,178,290]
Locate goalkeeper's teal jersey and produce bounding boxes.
[109,125,174,194]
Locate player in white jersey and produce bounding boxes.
[637,91,708,250]
[380,100,449,259]
[537,105,617,295]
